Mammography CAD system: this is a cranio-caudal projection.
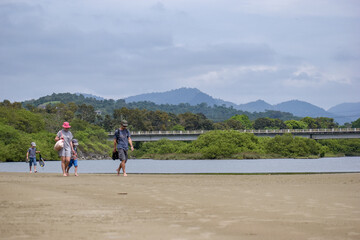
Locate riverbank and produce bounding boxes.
[133,152,351,160]
[1,172,359,240]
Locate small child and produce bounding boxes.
[66,139,79,176]
[26,142,40,173]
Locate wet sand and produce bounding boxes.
[0,172,359,240]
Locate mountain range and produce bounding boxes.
[124,88,360,125]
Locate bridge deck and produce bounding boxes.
[109,128,360,141]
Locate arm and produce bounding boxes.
[128,137,134,151]
[70,141,75,155]
[113,139,117,152]
[26,151,29,160]
[55,130,64,141]
[55,131,61,141]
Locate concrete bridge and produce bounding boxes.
[108,128,360,142]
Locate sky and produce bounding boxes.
[1,0,359,110]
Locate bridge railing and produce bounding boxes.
[108,128,359,136]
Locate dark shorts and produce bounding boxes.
[117,149,128,163]
[29,157,37,166]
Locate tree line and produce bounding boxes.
[21,101,357,132]
[1,99,359,162]
[132,131,360,159]
[0,101,110,162]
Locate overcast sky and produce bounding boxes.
[1,0,359,110]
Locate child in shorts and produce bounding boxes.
[26,142,40,173]
[66,139,79,176]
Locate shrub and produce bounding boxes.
[265,134,322,157]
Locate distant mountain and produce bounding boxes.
[237,100,273,112]
[236,100,347,124]
[125,87,236,107]
[125,88,359,124]
[328,102,360,123]
[273,100,331,118]
[23,88,359,125]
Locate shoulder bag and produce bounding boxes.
[54,131,64,151]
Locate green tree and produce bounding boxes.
[0,106,45,133]
[352,118,360,128]
[77,104,96,123]
[102,114,114,132]
[253,117,286,130]
[229,114,252,129]
[301,117,317,128]
[265,134,322,157]
[178,112,213,130]
[225,119,244,130]
[178,112,201,130]
[193,130,262,159]
[284,120,308,129]
[113,107,149,131]
[171,124,185,131]
[315,117,337,128]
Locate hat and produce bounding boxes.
[72,139,79,146]
[121,120,128,127]
[31,142,36,146]
[62,122,71,128]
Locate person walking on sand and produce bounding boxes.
[66,139,79,176]
[55,122,75,177]
[113,120,134,176]
[26,142,40,173]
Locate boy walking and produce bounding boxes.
[26,142,40,173]
[66,139,79,176]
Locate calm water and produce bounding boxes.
[1,157,360,174]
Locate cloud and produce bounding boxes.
[0,0,359,109]
[283,65,351,88]
[227,0,360,17]
[181,65,278,86]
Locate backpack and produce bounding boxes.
[114,128,130,143]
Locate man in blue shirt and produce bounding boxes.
[113,120,134,176]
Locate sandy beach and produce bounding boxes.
[0,172,359,240]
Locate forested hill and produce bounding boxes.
[22,93,127,114]
[22,93,298,122]
[125,87,236,107]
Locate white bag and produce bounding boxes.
[54,131,64,151]
[54,139,64,151]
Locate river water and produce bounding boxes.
[1,157,360,174]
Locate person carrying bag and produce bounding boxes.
[54,131,64,151]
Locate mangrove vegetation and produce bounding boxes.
[0,97,359,162]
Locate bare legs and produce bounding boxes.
[61,156,70,176]
[116,160,127,176]
[29,161,37,173]
[65,164,78,176]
